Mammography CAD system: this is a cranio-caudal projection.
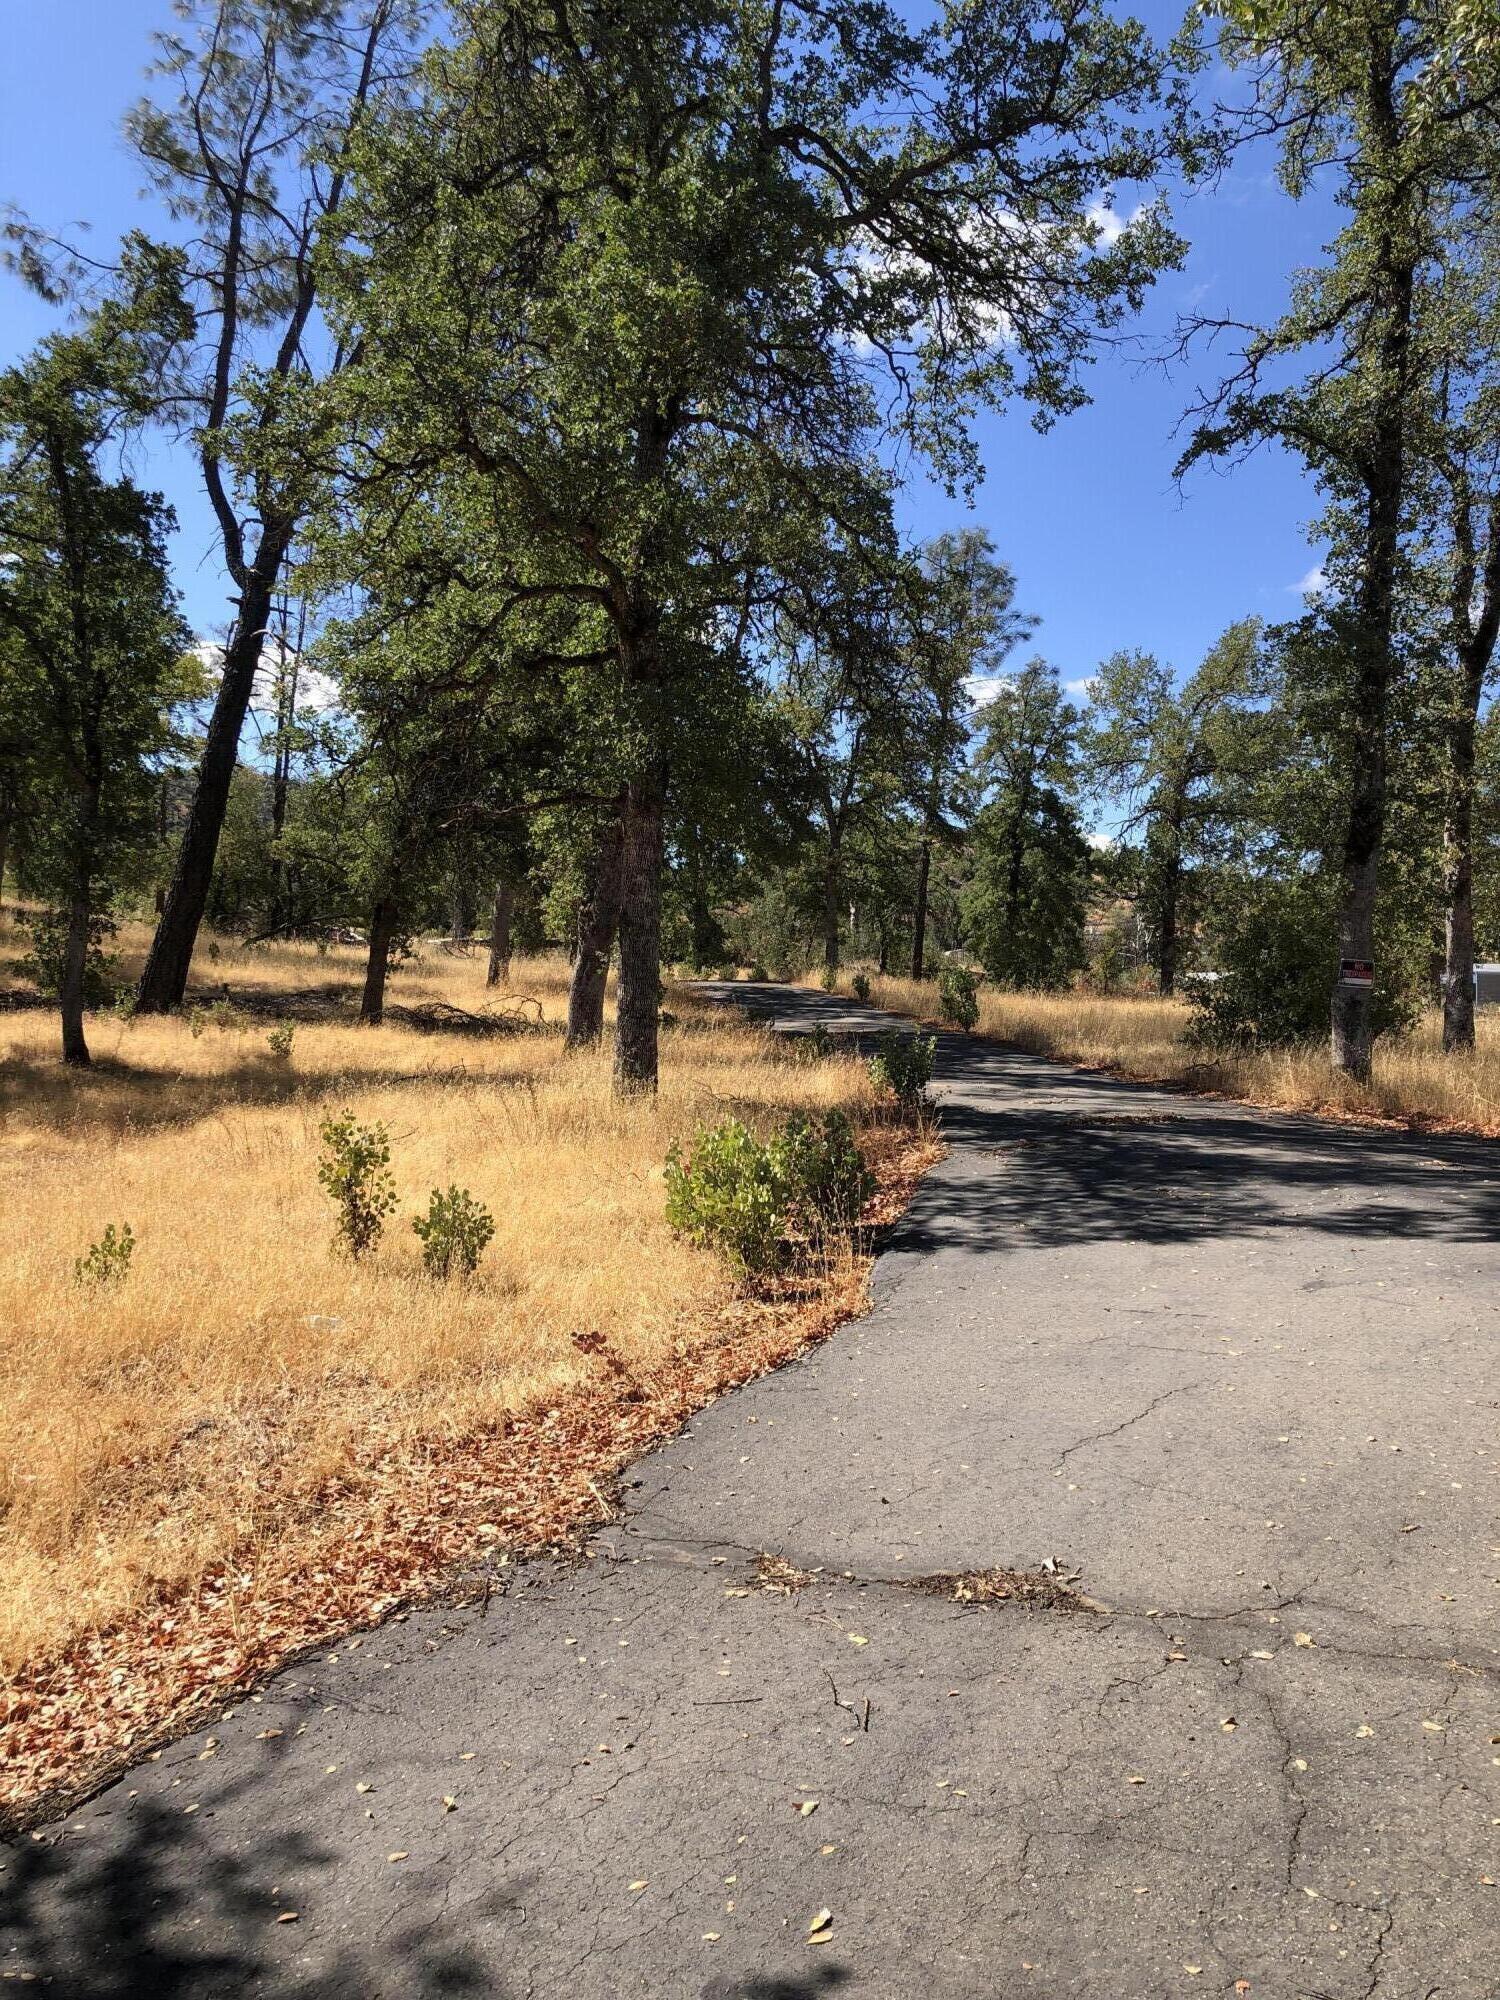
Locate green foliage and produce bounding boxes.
[74,1221,135,1288]
[869,1031,936,1107]
[1186,876,1423,1050]
[317,1111,398,1260]
[411,1184,496,1281]
[266,1022,296,1061]
[665,1111,874,1273]
[937,965,979,1029]
[16,910,119,1005]
[749,964,770,983]
[665,1119,788,1275]
[850,971,871,1002]
[965,660,1091,988]
[768,1111,875,1245]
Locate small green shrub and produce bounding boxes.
[870,1030,936,1107]
[768,1111,875,1243]
[749,963,770,983]
[787,1020,835,1063]
[266,1022,296,1061]
[665,1111,875,1273]
[17,910,119,1005]
[665,1118,787,1274]
[716,963,738,981]
[819,966,837,992]
[850,971,871,1003]
[317,1111,398,1259]
[937,965,979,1030]
[187,998,243,1039]
[74,1222,135,1288]
[412,1184,496,1280]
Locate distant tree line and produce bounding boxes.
[2,0,1499,1081]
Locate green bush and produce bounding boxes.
[74,1221,135,1288]
[17,910,119,1006]
[768,1111,875,1244]
[266,1022,296,1061]
[850,971,871,1002]
[870,1030,936,1106]
[665,1117,787,1274]
[819,966,837,992]
[317,1111,398,1259]
[937,965,979,1030]
[1186,877,1423,1052]
[665,1111,875,1274]
[412,1184,496,1280]
[749,963,770,983]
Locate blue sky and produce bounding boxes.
[0,0,1336,693]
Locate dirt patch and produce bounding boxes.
[905,1565,1107,1614]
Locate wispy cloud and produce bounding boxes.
[1292,564,1326,599]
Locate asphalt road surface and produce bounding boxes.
[5,984,1499,1999]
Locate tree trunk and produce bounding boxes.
[1441,660,1485,1052]
[911,837,931,981]
[0,810,9,910]
[59,838,95,1069]
[137,560,285,1012]
[613,775,664,1093]
[1158,852,1181,997]
[361,895,397,1025]
[487,881,515,987]
[1330,47,1411,1084]
[565,821,623,1049]
[822,851,841,975]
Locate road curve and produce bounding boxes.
[4,983,1498,1998]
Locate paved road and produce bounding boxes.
[6,985,1499,1998]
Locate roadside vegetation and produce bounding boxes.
[815,969,1500,1137]
[0,918,934,1818]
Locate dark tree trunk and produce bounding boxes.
[614,775,664,1093]
[137,562,287,1012]
[1157,846,1183,997]
[361,895,397,1025]
[911,837,932,981]
[59,791,99,1067]
[822,851,841,975]
[1330,47,1411,1083]
[487,881,515,988]
[0,810,9,909]
[566,820,624,1049]
[1442,659,1486,1053]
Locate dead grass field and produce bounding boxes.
[0,916,929,1819]
[823,970,1500,1135]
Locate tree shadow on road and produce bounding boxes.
[893,1037,1500,1258]
[0,1773,520,1999]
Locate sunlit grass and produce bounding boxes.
[0,916,885,1680]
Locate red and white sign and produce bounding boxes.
[1338,960,1375,988]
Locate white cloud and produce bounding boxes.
[965,673,1009,708]
[1086,830,1115,851]
[1293,564,1326,599]
[1065,676,1097,700]
[192,637,341,716]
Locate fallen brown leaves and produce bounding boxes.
[0,1123,940,1835]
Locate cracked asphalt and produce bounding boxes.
[4,983,1499,1999]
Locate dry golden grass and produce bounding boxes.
[822,968,1500,1135]
[0,916,895,1711]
